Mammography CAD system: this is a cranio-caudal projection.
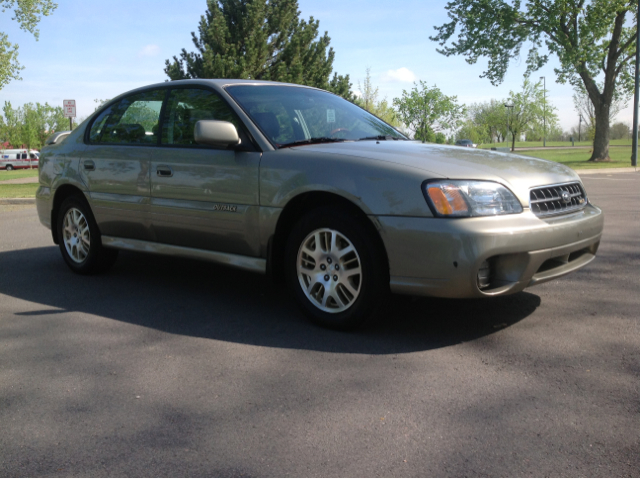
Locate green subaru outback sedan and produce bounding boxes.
[36,80,604,330]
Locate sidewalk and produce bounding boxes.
[0,198,35,205]
[576,167,638,175]
[0,176,39,185]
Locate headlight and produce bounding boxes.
[423,180,523,217]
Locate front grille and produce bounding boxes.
[529,182,587,217]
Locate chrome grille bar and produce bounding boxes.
[529,182,587,217]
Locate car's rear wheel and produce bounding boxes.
[285,207,388,330]
[57,195,118,274]
[6,165,13,171]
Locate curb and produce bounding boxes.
[0,198,36,205]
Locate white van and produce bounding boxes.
[0,149,39,170]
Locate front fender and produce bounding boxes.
[259,149,438,217]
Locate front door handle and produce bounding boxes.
[156,165,173,177]
[83,160,95,171]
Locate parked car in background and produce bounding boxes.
[36,79,604,330]
[455,139,477,148]
[0,149,39,170]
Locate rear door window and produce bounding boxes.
[89,90,165,145]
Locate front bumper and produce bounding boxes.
[375,204,604,298]
[36,186,53,230]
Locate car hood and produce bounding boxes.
[295,141,581,206]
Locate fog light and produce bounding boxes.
[477,260,491,290]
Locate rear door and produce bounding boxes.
[149,87,261,257]
[80,89,165,240]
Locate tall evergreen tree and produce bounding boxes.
[165,0,355,100]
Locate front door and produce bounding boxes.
[149,87,261,257]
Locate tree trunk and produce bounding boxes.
[511,131,516,152]
[589,102,611,161]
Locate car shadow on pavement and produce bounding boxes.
[0,247,541,354]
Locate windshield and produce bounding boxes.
[225,85,407,147]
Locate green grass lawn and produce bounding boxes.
[0,169,39,180]
[0,183,39,198]
[517,147,634,169]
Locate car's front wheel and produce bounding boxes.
[57,195,118,274]
[285,207,388,330]
[5,165,13,171]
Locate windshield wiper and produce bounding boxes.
[357,135,405,141]
[278,137,347,148]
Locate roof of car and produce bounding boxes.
[102,79,324,110]
[134,78,320,93]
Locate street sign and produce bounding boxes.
[63,100,76,118]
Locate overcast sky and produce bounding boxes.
[1,0,632,130]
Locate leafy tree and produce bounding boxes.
[356,68,400,127]
[523,93,559,142]
[1,101,22,147]
[572,83,626,140]
[456,119,486,145]
[545,122,566,142]
[1,0,57,89]
[0,101,67,150]
[25,102,66,148]
[357,68,378,112]
[94,99,110,111]
[610,121,629,140]
[466,100,509,144]
[504,78,547,151]
[432,0,637,162]
[393,81,465,142]
[165,0,354,100]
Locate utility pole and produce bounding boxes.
[632,0,639,167]
[579,114,583,142]
[540,76,546,147]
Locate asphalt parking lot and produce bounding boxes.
[0,172,638,477]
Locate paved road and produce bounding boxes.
[1,173,638,477]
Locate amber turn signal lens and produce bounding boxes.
[427,185,469,216]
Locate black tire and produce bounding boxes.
[56,195,118,274]
[285,207,389,330]
[6,165,13,171]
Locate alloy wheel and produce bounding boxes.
[296,228,362,313]
[62,207,91,264]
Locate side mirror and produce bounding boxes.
[45,131,71,145]
[194,120,240,148]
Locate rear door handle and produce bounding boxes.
[83,160,95,171]
[156,165,173,177]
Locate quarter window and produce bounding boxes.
[89,90,165,145]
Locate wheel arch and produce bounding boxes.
[267,191,389,284]
[51,184,88,244]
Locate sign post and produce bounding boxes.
[63,100,76,131]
